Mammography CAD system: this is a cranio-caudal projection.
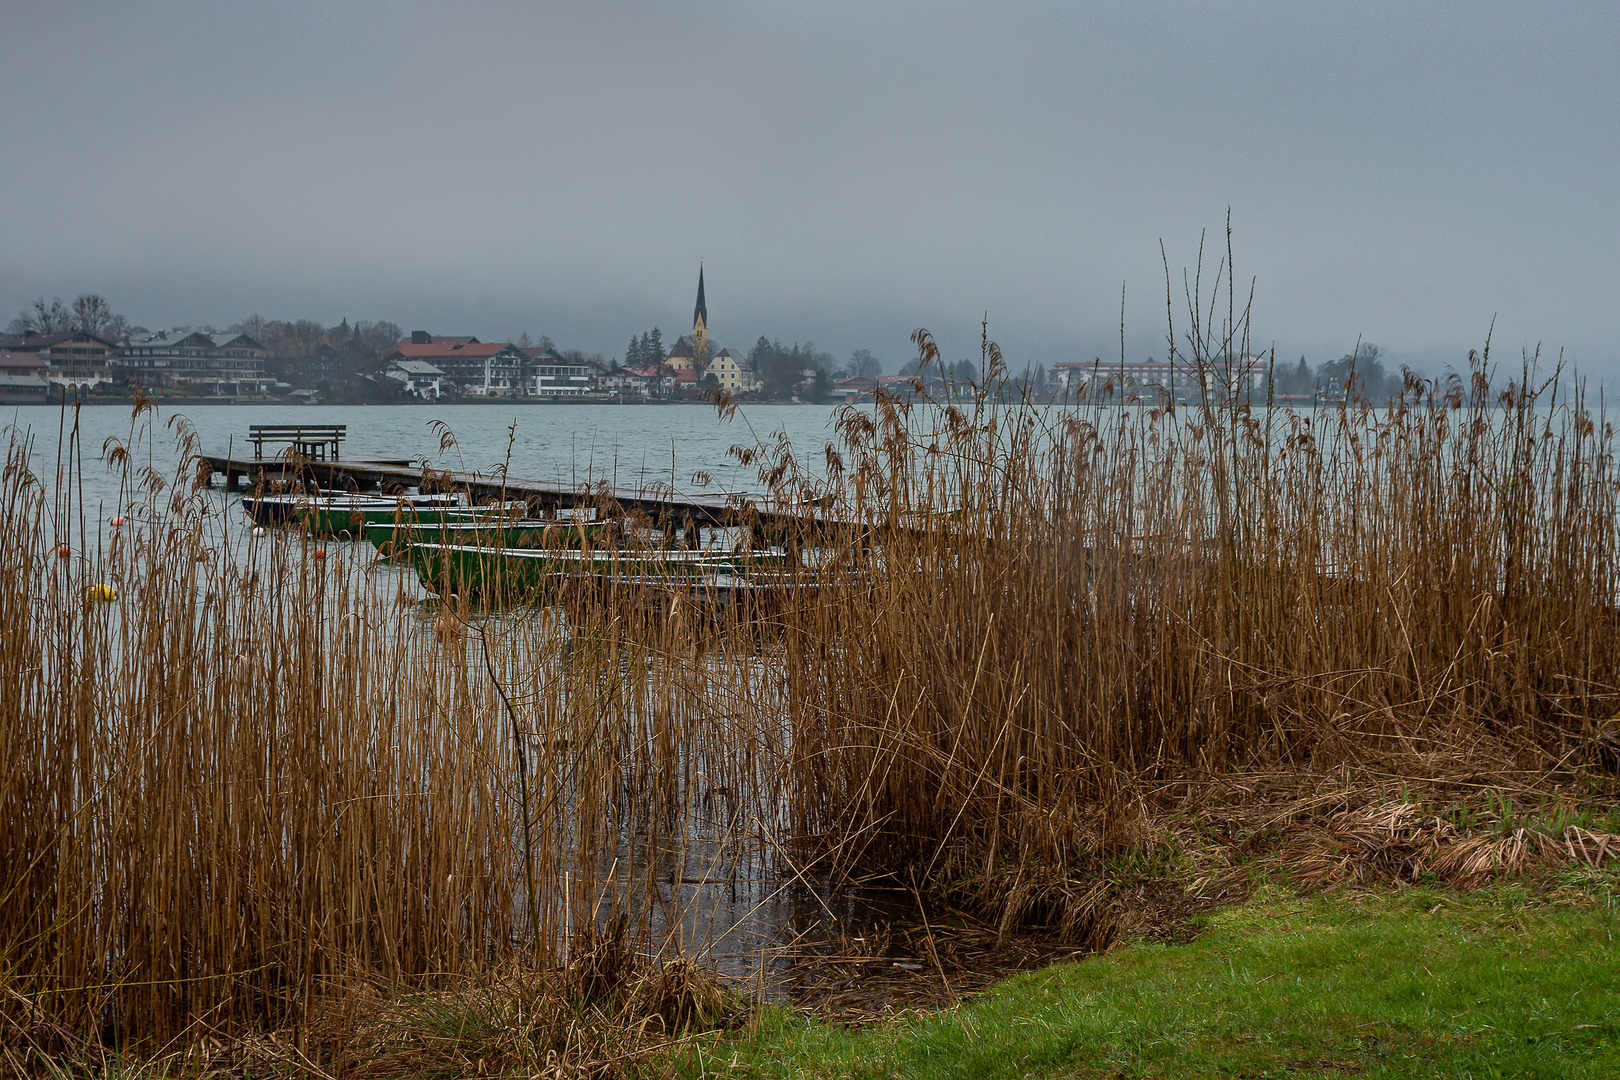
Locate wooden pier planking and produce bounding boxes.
[197,451,837,532]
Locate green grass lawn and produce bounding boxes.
[685,875,1620,1079]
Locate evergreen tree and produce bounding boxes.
[1289,356,1311,394]
[749,336,780,396]
[647,327,665,365]
[626,336,642,368]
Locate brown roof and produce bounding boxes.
[0,350,47,372]
[0,330,119,351]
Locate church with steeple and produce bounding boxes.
[665,265,753,392]
[692,265,708,364]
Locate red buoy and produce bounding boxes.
[110,515,127,527]
[313,548,327,560]
[57,545,70,558]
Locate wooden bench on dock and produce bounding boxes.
[248,424,346,461]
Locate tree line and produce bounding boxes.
[6,295,408,364]
[14,292,1414,405]
[1004,343,1409,402]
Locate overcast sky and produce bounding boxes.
[2,1,1615,378]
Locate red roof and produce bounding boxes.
[392,341,513,359]
[396,335,479,349]
[672,368,697,383]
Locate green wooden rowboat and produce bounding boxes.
[406,541,794,597]
[298,501,525,538]
[362,518,621,558]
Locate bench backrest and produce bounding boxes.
[249,425,346,436]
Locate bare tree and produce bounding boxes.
[357,320,402,354]
[71,293,116,335]
[231,313,270,342]
[8,297,74,335]
[847,348,882,378]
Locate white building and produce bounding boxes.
[385,358,446,399]
[527,348,595,396]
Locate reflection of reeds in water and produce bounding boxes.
[6,280,1620,1065]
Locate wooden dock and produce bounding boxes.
[197,452,834,531]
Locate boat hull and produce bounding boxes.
[406,541,794,598]
[363,519,617,557]
[243,493,467,529]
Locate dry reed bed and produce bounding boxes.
[762,331,1620,932]
[5,316,1620,1073]
[0,404,780,1072]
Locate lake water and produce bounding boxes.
[3,401,853,518]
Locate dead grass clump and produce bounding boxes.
[1288,800,1620,891]
[990,873,1118,951]
[625,958,740,1035]
[321,951,742,1079]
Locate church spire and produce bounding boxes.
[693,264,707,331]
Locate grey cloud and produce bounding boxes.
[1,1,1614,375]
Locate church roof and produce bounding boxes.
[693,266,707,327]
[667,334,696,359]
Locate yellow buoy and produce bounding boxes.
[88,583,117,602]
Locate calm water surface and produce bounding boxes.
[4,401,852,515]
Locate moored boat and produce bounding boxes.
[405,541,795,597]
[362,517,621,558]
[243,493,526,537]
[242,492,466,527]
[298,501,526,539]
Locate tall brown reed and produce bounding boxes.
[0,401,763,1066]
[751,299,1619,925]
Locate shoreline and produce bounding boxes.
[18,396,848,407]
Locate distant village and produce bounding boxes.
[0,271,910,407]
[0,271,1404,407]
